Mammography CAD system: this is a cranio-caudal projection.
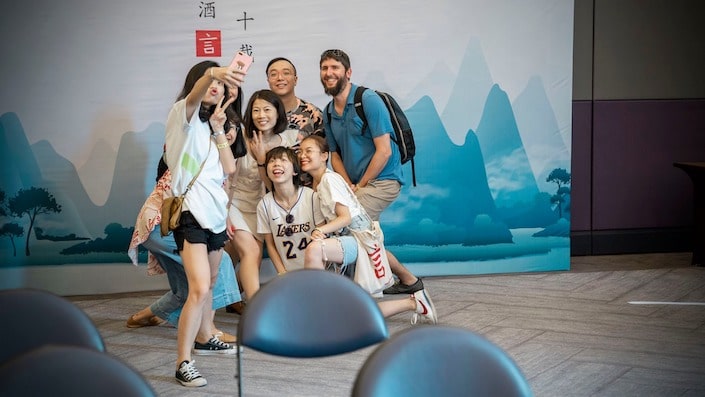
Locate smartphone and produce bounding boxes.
[229,51,253,73]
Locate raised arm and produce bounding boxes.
[209,95,237,175]
[185,67,245,122]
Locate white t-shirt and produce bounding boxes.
[317,169,364,232]
[164,98,228,233]
[257,187,323,270]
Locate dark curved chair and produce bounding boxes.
[0,288,105,364]
[236,269,388,395]
[0,345,156,397]
[352,326,533,397]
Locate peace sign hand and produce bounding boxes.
[209,94,236,133]
[249,130,268,165]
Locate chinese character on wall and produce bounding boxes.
[199,1,216,18]
[196,30,221,57]
[236,11,254,30]
[239,44,253,57]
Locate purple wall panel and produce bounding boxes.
[571,101,593,231]
[592,99,705,230]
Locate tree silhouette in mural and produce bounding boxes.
[8,187,62,256]
[0,190,6,217]
[0,223,24,257]
[0,190,25,256]
[546,168,571,219]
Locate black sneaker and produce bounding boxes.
[176,360,207,387]
[383,278,424,294]
[193,335,237,355]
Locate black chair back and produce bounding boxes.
[236,269,389,395]
[352,326,533,397]
[0,345,156,397]
[0,288,105,364]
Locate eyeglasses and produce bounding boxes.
[296,148,321,156]
[267,70,295,80]
[284,214,295,236]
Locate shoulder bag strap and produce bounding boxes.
[183,139,212,196]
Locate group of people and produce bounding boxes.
[126,50,437,388]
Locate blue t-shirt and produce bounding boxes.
[324,84,403,184]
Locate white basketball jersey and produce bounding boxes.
[257,187,322,270]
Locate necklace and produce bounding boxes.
[273,187,301,237]
[274,187,300,212]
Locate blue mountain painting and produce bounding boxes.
[0,43,570,270]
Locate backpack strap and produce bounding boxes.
[353,85,368,136]
[354,86,397,145]
[325,85,370,137]
[325,101,342,157]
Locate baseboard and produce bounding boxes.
[571,227,694,256]
[0,265,170,296]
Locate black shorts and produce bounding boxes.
[173,211,228,253]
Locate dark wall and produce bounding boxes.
[571,0,705,255]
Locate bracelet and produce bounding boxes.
[257,163,265,167]
[313,227,324,235]
[212,130,225,137]
[278,270,287,275]
[216,142,229,149]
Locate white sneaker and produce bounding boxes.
[412,289,438,325]
[175,360,207,387]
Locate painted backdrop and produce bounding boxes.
[0,0,573,285]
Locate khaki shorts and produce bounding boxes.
[355,179,401,221]
[227,205,263,242]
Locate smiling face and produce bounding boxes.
[267,152,295,183]
[251,98,278,134]
[265,147,300,187]
[267,59,297,98]
[298,137,327,176]
[319,58,351,97]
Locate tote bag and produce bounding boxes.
[351,221,394,297]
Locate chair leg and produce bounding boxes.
[236,343,243,396]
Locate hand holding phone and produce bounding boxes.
[229,51,253,73]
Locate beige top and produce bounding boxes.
[229,129,300,213]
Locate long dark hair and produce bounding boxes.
[176,60,233,125]
[225,88,247,158]
[226,88,244,124]
[243,89,288,139]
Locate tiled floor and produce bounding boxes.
[72,252,705,396]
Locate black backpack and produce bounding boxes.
[327,86,417,186]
